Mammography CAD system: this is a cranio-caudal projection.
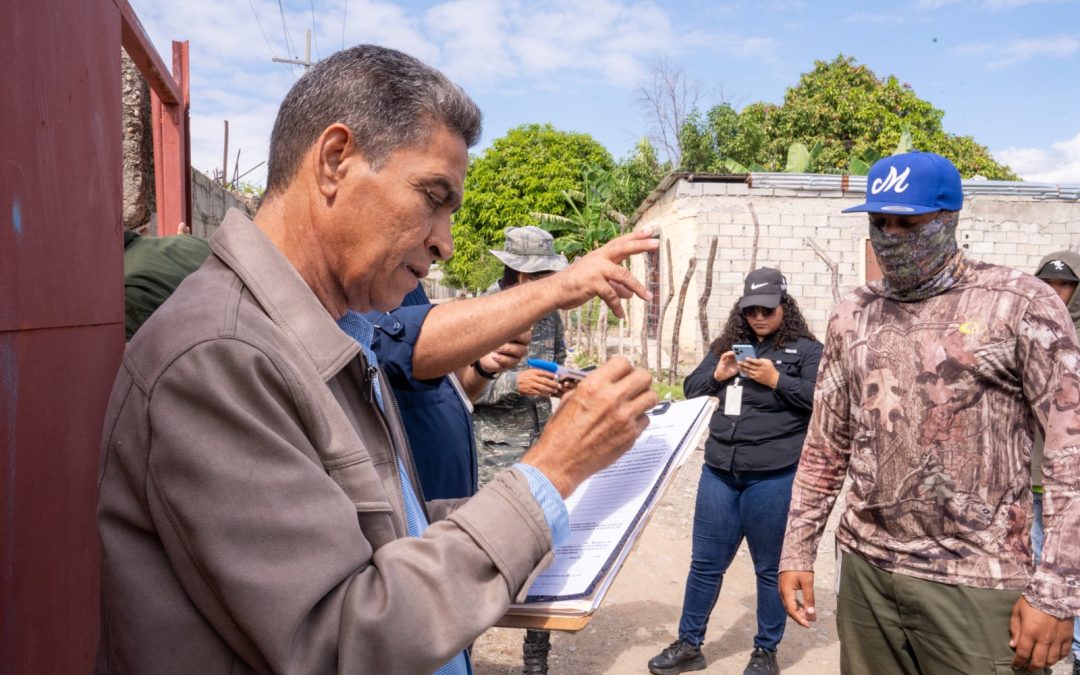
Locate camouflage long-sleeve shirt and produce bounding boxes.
[780,258,1080,619]
[473,310,566,485]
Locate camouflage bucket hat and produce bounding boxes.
[489,226,569,274]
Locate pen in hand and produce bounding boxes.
[527,358,591,381]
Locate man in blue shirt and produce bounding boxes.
[367,284,530,499]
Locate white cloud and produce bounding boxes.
[953,35,1079,67]
[996,132,1080,183]
[981,0,1061,7]
[846,11,908,23]
[127,0,775,184]
[917,0,1064,8]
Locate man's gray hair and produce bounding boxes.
[264,45,482,198]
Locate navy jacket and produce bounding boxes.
[683,335,822,474]
[367,285,477,499]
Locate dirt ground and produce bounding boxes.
[472,445,1071,674]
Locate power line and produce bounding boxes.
[341,0,348,50]
[272,30,313,69]
[247,0,277,60]
[276,0,297,66]
[309,0,320,60]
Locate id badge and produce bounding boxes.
[724,381,743,416]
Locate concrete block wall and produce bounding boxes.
[631,177,1080,375]
[190,169,256,238]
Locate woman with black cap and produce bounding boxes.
[648,267,822,675]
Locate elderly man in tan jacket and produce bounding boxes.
[96,45,659,674]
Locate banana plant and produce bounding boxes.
[850,126,915,174]
[784,141,824,173]
[720,158,768,174]
[532,165,628,259]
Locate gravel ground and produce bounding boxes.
[471,445,1071,674]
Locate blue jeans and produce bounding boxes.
[677,464,796,651]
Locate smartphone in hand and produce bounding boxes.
[732,344,755,362]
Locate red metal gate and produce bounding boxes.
[1,1,189,671]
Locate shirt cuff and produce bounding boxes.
[513,463,570,549]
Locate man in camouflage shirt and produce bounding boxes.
[474,226,569,485]
[778,152,1080,674]
[473,226,568,675]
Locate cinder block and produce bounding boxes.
[772,188,804,197]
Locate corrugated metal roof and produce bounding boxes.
[748,173,1080,199]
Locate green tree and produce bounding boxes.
[680,56,1016,179]
[533,165,628,258]
[609,138,669,216]
[446,124,613,291]
[708,102,771,171]
[677,109,718,172]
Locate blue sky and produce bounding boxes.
[129,0,1080,187]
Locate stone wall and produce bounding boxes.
[121,50,154,230]
[630,175,1080,374]
[122,50,255,238]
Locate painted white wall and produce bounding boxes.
[630,178,1080,376]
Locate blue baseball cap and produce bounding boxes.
[842,151,963,215]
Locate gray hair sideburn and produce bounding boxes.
[264,44,482,198]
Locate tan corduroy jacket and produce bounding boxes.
[97,209,555,674]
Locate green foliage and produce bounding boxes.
[533,165,627,258]
[445,124,613,291]
[652,380,686,402]
[678,110,718,172]
[709,102,773,171]
[232,180,265,197]
[849,127,914,175]
[569,349,599,369]
[609,138,669,216]
[675,55,1017,179]
[784,141,824,173]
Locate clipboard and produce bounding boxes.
[497,396,717,631]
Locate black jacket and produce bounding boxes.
[683,335,822,473]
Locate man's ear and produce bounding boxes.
[313,123,359,199]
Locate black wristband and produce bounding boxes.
[472,360,499,380]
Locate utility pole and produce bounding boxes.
[221,120,229,187]
[272,30,313,69]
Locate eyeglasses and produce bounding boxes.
[741,306,776,318]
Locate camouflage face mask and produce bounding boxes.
[870,211,964,302]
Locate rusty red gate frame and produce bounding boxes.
[119,0,192,234]
[1,0,190,671]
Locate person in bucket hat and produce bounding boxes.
[475,225,569,674]
[778,151,1080,673]
[489,225,570,275]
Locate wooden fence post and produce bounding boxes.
[669,258,698,385]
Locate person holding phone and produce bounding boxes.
[473,225,570,674]
[649,267,822,675]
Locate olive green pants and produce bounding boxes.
[836,553,1049,675]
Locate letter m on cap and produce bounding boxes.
[871,166,911,195]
